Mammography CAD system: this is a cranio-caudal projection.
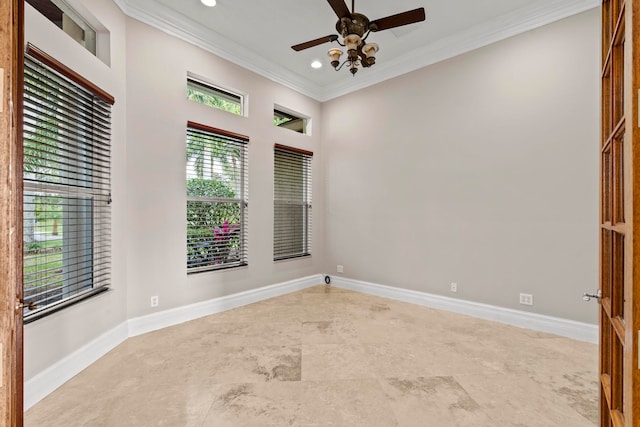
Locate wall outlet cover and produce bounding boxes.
[519,293,534,306]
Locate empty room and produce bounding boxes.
[1,0,639,425]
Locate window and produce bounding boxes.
[274,106,308,134]
[23,44,114,322]
[26,0,97,55]
[274,144,312,260]
[186,122,248,273]
[187,76,243,116]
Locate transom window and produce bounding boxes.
[26,0,97,55]
[274,106,308,134]
[186,122,248,273]
[187,76,244,116]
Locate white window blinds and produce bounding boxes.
[23,44,113,322]
[274,144,312,261]
[186,122,248,273]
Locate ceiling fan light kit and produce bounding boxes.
[292,0,425,76]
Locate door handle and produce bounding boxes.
[582,289,602,302]
[15,299,37,314]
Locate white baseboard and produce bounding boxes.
[24,275,321,411]
[24,273,597,412]
[24,322,128,411]
[331,276,598,344]
[128,274,322,337]
[24,274,323,411]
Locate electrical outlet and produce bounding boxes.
[150,296,159,307]
[450,282,457,293]
[337,265,344,273]
[519,293,533,306]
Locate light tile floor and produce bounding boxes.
[25,285,598,426]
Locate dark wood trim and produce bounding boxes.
[25,43,115,105]
[187,121,249,142]
[601,0,640,424]
[628,1,640,424]
[0,0,24,425]
[15,0,24,422]
[274,143,313,157]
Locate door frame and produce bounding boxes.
[0,0,23,425]
[625,0,640,423]
[600,0,640,425]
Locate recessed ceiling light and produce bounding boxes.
[201,0,216,6]
[311,60,322,69]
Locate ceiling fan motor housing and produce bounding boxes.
[336,13,370,38]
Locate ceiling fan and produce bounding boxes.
[292,0,426,75]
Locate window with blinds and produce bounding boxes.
[186,122,248,273]
[274,144,312,261]
[23,44,114,322]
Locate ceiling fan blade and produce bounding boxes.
[291,35,339,51]
[369,8,426,32]
[327,0,351,19]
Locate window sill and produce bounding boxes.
[274,253,312,263]
[23,287,110,324]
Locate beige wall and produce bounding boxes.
[23,0,326,382]
[124,19,325,319]
[321,9,600,324]
[23,0,599,387]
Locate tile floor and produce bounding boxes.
[25,285,599,426]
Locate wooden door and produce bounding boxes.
[600,0,639,425]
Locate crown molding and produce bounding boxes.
[112,0,599,102]
[111,0,325,100]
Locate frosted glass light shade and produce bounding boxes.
[328,48,343,63]
[344,34,361,51]
[362,43,379,58]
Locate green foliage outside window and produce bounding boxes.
[274,116,292,126]
[187,84,241,115]
[186,178,242,268]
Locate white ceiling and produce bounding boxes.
[113,0,599,101]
